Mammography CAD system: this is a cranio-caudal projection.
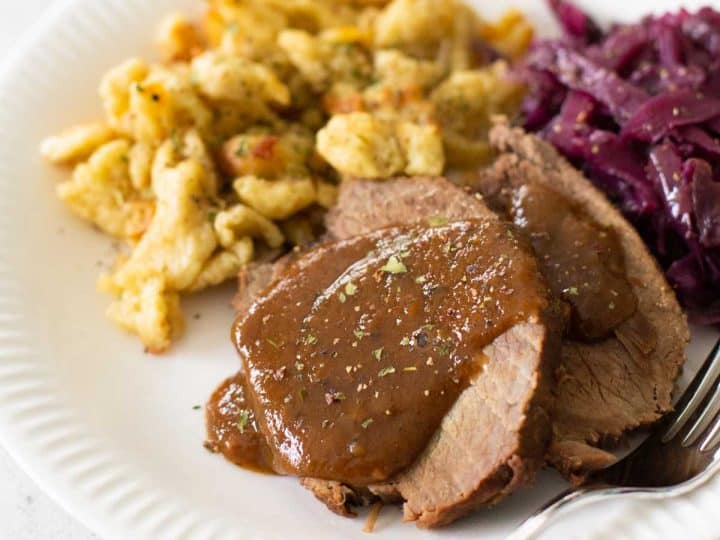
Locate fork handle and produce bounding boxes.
[506,484,650,540]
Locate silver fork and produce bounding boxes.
[508,336,720,540]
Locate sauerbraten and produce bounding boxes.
[208,219,552,485]
[205,126,688,529]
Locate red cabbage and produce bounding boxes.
[683,8,720,55]
[667,253,708,313]
[544,92,659,214]
[691,160,720,247]
[670,126,720,158]
[521,69,567,131]
[547,0,602,45]
[655,18,685,67]
[521,2,720,324]
[526,41,649,123]
[647,142,694,241]
[622,90,720,142]
[706,116,720,134]
[591,25,649,73]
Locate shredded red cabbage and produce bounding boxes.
[521,2,720,325]
[547,0,602,45]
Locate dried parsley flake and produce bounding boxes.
[428,216,449,227]
[237,409,250,433]
[381,256,407,274]
[378,366,396,377]
[345,281,358,296]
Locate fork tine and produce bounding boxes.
[699,411,720,453]
[663,338,720,443]
[700,415,720,452]
[682,384,720,446]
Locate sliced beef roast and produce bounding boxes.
[233,256,293,313]
[228,123,687,524]
[232,178,560,528]
[323,128,688,481]
[470,122,689,479]
[377,319,557,527]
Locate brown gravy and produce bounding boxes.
[509,182,637,340]
[221,219,548,485]
[205,372,275,473]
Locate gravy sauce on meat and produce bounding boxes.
[509,181,637,340]
[211,219,549,486]
[205,372,275,473]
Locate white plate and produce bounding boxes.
[0,0,718,539]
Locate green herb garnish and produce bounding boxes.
[237,409,250,434]
[345,281,358,296]
[415,275,427,284]
[428,215,449,227]
[305,334,318,346]
[381,255,407,274]
[361,418,374,429]
[378,366,396,377]
[235,139,249,157]
[354,329,366,340]
[325,391,347,404]
[436,342,452,357]
[373,347,384,360]
[400,337,410,346]
[339,292,347,303]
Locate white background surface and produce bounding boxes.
[0,3,96,539]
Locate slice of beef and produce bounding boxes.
[233,252,297,314]
[235,176,500,315]
[316,177,560,527]
[234,177,560,528]
[473,121,689,479]
[236,177,491,315]
[233,261,277,314]
[378,319,555,527]
[325,176,495,239]
[300,479,377,517]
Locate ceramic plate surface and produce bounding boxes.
[0,0,718,538]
